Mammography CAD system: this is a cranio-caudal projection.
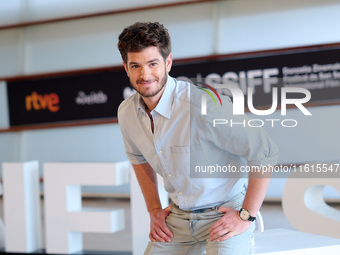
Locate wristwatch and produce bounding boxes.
[239,208,256,222]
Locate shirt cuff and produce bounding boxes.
[247,153,279,168]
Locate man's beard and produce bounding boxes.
[131,70,168,98]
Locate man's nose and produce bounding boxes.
[140,67,151,81]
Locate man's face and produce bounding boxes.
[123,46,172,98]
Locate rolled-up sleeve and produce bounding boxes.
[204,97,279,167]
[118,103,147,165]
[232,123,279,167]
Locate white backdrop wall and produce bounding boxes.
[0,0,339,198]
[0,82,9,129]
[0,0,198,26]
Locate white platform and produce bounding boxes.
[251,229,340,254]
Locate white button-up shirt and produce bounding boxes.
[118,76,278,210]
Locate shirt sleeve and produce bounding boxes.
[203,96,279,167]
[117,103,148,165]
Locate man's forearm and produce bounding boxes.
[133,163,162,213]
[241,172,271,216]
[133,163,173,242]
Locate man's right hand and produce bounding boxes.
[149,205,173,243]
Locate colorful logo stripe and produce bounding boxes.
[198,82,223,106]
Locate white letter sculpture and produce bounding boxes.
[44,161,130,254]
[282,163,340,239]
[3,161,42,253]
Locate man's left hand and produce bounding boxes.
[209,206,252,242]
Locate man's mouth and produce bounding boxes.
[138,79,157,86]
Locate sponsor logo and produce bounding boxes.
[75,91,108,105]
[25,91,60,112]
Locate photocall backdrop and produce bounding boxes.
[6,46,340,127]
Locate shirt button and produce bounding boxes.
[168,173,172,177]
[178,191,182,195]
[147,127,150,130]
[159,150,163,154]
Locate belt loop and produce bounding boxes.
[170,200,177,208]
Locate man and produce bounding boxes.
[117,22,278,254]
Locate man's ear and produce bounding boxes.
[166,53,173,74]
[123,61,129,77]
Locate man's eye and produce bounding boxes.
[150,63,157,67]
[131,65,139,69]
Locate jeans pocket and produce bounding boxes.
[213,207,224,215]
[247,221,256,239]
[241,183,248,196]
[231,197,244,210]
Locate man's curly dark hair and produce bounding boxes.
[118,22,172,64]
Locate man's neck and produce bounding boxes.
[143,97,159,114]
[142,86,166,114]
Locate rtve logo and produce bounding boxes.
[25,91,60,112]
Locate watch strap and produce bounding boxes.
[248,214,256,222]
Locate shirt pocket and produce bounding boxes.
[171,146,190,176]
[171,146,190,154]
[171,144,209,177]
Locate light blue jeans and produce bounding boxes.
[144,190,255,255]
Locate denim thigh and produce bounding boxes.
[144,190,254,255]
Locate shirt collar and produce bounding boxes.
[136,75,175,119]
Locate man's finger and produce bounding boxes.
[156,227,172,242]
[149,233,156,242]
[151,231,166,243]
[218,206,231,213]
[209,224,225,238]
[217,232,233,242]
[210,227,228,241]
[159,213,173,238]
[164,204,173,216]
[159,220,173,238]
[209,218,224,234]
[161,225,173,239]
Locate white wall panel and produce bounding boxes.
[19,123,127,176]
[24,2,214,74]
[0,133,20,161]
[26,0,195,22]
[0,0,198,26]
[0,81,9,129]
[0,29,22,77]
[217,0,340,54]
[0,0,22,26]
[24,17,122,73]
[0,132,21,177]
[165,3,214,59]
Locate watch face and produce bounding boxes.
[240,209,250,220]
